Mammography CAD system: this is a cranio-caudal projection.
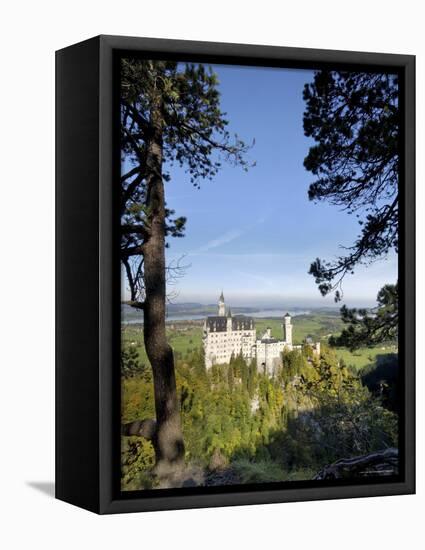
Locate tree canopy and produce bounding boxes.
[303,71,399,300]
[329,283,398,350]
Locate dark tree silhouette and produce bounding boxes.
[329,283,398,350]
[120,58,252,476]
[303,71,399,300]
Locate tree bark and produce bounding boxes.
[142,98,185,477]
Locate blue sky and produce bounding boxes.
[124,64,397,308]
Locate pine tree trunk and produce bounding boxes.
[143,101,185,477]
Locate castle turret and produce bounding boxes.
[218,291,225,316]
[283,312,293,345]
[227,307,232,331]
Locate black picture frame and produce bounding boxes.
[56,35,415,514]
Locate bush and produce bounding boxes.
[360,353,399,412]
[121,436,155,490]
[232,458,285,484]
[121,345,146,378]
[121,376,155,423]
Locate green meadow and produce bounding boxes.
[333,345,397,370]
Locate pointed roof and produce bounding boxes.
[227,307,232,318]
[285,312,291,318]
[219,290,224,302]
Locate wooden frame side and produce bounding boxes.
[55,36,101,513]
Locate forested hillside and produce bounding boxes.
[121,340,398,490]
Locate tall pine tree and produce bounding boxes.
[120,58,252,475]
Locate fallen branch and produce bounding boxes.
[314,448,398,480]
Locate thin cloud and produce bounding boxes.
[233,269,275,288]
[183,251,316,263]
[188,215,269,256]
[192,229,244,254]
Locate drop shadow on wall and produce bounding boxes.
[26,481,55,498]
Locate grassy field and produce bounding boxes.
[122,323,204,366]
[333,345,397,370]
[122,312,396,372]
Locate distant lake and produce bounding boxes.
[248,309,310,318]
[122,308,311,324]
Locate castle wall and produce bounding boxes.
[203,326,256,368]
[255,340,286,375]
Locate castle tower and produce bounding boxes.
[227,307,232,331]
[283,312,293,345]
[218,291,225,316]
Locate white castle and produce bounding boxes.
[203,292,320,374]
